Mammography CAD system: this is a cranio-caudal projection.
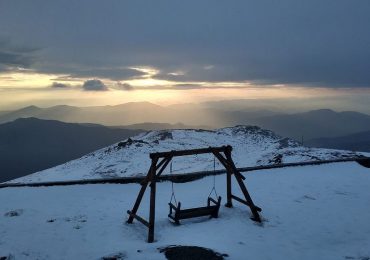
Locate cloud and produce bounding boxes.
[0,38,38,72]
[47,67,145,81]
[50,82,70,89]
[1,1,370,87]
[116,82,134,91]
[82,79,108,91]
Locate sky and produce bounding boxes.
[0,0,370,112]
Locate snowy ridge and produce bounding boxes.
[10,125,364,184]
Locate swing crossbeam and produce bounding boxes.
[150,146,232,160]
[126,145,262,243]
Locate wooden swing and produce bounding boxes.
[126,145,262,243]
[167,158,222,224]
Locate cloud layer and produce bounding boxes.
[1,0,370,87]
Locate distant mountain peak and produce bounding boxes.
[19,105,41,111]
[306,109,336,114]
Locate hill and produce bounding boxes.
[0,118,143,182]
[307,130,370,152]
[253,109,370,140]
[9,125,364,184]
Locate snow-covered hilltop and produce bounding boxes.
[10,125,364,183]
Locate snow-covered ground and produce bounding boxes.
[1,161,370,259]
[9,126,365,184]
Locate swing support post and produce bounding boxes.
[126,145,262,243]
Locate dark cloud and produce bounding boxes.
[0,51,31,68]
[0,0,370,87]
[116,82,134,91]
[0,39,38,72]
[50,82,70,89]
[82,79,108,91]
[38,66,145,81]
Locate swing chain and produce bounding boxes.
[208,156,219,199]
[169,161,178,205]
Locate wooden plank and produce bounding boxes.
[155,157,172,178]
[225,149,262,222]
[150,145,232,159]
[226,170,233,207]
[127,210,150,227]
[233,171,261,222]
[148,162,157,243]
[156,157,169,170]
[213,151,233,207]
[168,202,178,211]
[177,207,218,219]
[127,159,157,223]
[178,205,217,214]
[208,197,219,205]
[212,151,230,170]
[127,179,149,223]
[2,157,368,189]
[231,194,262,212]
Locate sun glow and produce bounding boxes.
[0,71,78,89]
[1,67,370,113]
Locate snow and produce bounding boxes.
[1,162,370,259]
[8,126,365,184]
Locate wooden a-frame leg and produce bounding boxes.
[212,151,233,207]
[127,159,157,224]
[225,151,261,222]
[127,180,149,224]
[233,171,261,222]
[148,179,156,243]
[225,170,233,208]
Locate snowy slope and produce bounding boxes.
[10,126,364,184]
[1,162,370,259]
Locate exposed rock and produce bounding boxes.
[159,245,228,260]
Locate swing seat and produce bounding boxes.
[168,196,222,224]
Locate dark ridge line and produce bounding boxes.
[1,157,369,189]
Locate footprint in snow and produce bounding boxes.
[99,251,126,260]
[294,195,316,203]
[335,190,349,196]
[4,209,23,217]
[303,195,316,200]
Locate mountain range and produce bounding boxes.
[307,130,370,152]
[1,101,370,141]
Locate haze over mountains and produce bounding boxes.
[307,130,370,152]
[1,101,370,141]
[1,100,370,183]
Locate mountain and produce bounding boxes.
[0,102,166,126]
[307,130,370,152]
[9,125,364,184]
[114,122,212,131]
[253,109,370,140]
[0,102,280,128]
[0,118,143,182]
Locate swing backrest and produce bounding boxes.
[168,196,222,223]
